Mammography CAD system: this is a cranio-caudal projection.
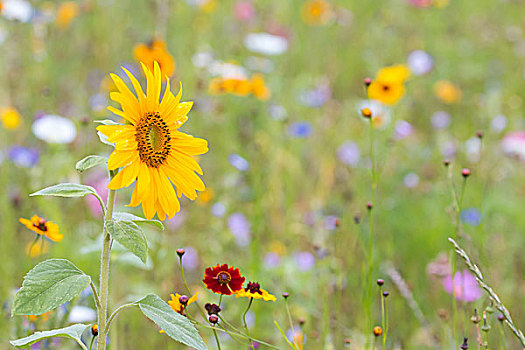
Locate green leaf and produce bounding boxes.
[10,324,89,350]
[135,294,207,350]
[94,119,119,125]
[12,259,91,316]
[30,183,105,211]
[97,131,113,146]
[106,220,148,264]
[113,212,164,230]
[76,155,107,173]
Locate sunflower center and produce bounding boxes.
[216,271,231,285]
[382,84,390,92]
[136,112,171,168]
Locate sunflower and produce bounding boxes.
[202,264,245,295]
[368,65,411,105]
[97,62,208,220]
[133,39,175,79]
[168,292,198,314]
[19,215,63,242]
[235,281,276,301]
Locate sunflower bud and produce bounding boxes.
[373,326,382,337]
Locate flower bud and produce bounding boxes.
[179,295,189,305]
[443,159,451,167]
[176,248,185,258]
[299,318,306,326]
[376,279,384,286]
[461,168,471,177]
[476,130,483,139]
[91,324,99,337]
[497,314,504,322]
[209,314,219,324]
[364,78,372,86]
[373,326,383,337]
[460,337,469,350]
[282,292,289,299]
[382,291,389,298]
[366,202,373,210]
[361,108,372,119]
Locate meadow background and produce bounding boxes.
[1,0,525,349]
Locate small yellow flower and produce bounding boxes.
[368,65,410,105]
[133,39,175,79]
[27,311,52,322]
[434,80,462,104]
[199,0,217,13]
[197,188,214,205]
[235,282,276,301]
[55,1,79,30]
[301,0,333,26]
[19,215,63,242]
[251,74,271,101]
[1,107,22,129]
[168,292,198,314]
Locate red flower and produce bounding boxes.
[203,264,245,295]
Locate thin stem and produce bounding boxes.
[198,322,280,349]
[96,171,117,350]
[380,288,385,350]
[284,298,298,350]
[90,281,101,312]
[383,295,388,350]
[106,303,134,331]
[212,327,222,350]
[89,336,96,350]
[242,298,255,350]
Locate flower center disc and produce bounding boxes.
[136,112,171,168]
[216,272,232,285]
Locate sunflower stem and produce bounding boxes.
[97,172,117,350]
[242,298,255,350]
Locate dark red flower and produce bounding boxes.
[202,264,245,295]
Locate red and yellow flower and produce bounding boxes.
[203,264,245,295]
[235,281,276,301]
[19,215,63,242]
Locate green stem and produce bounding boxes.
[284,298,298,350]
[90,281,101,312]
[96,178,117,350]
[106,303,134,331]
[212,327,222,350]
[242,298,255,349]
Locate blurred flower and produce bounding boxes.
[89,93,107,112]
[268,104,287,120]
[491,114,507,133]
[27,310,52,323]
[192,51,214,68]
[460,208,481,226]
[1,0,32,22]
[198,188,214,206]
[32,114,77,144]
[298,83,331,108]
[84,170,109,216]
[233,1,255,21]
[426,252,450,277]
[228,212,251,247]
[294,251,315,271]
[358,100,391,129]
[263,252,280,269]
[209,74,270,100]
[203,264,245,295]
[431,111,451,130]
[323,215,339,230]
[68,306,96,323]
[301,0,333,26]
[55,1,78,30]
[251,74,271,101]
[168,292,198,314]
[1,107,22,129]
[407,0,432,7]
[8,146,39,167]
[465,137,481,162]
[403,173,419,188]
[394,120,414,140]
[337,141,360,166]
[244,33,289,55]
[211,202,226,217]
[434,80,462,104]
[441,270,483,302]
[288,121,313,138]
[235,281,276,301]
[97,63,208,220]
[228,153,250,171]
[501,131,525,162]
[19,215,63,242]
[181,246,199,271]
[133,39,175,78]
[368,65,410,105]
[286,327,305,349]
[407,50,434,75]
[25,239,48,258]
[441,140,456,158]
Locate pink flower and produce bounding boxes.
[84,169,109,216]
[234,1,255,22]
[441,270,483,302]
[502,131,525,162]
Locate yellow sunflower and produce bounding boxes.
[133,39,175,79]
[19,215,63,242]
[97,62,208,220]
[235,281,276,301]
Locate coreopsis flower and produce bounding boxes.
[251,74,271,100]
[301,0,333,26]
[203,264,245,295]
[19,215,63,242]
[133,39,175,78]
[97,62,208,220]
[367,65,410,105]
[168,292,198,314]
[235,282,276,301]
[1,107,21,129]
[434,80,462,104]
[55,1,78,29]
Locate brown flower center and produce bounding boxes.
[216,271,231,285]
[33,218,47,232]
[136,112,171,168]
[382,84,390,92]
[245,281,263,295]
